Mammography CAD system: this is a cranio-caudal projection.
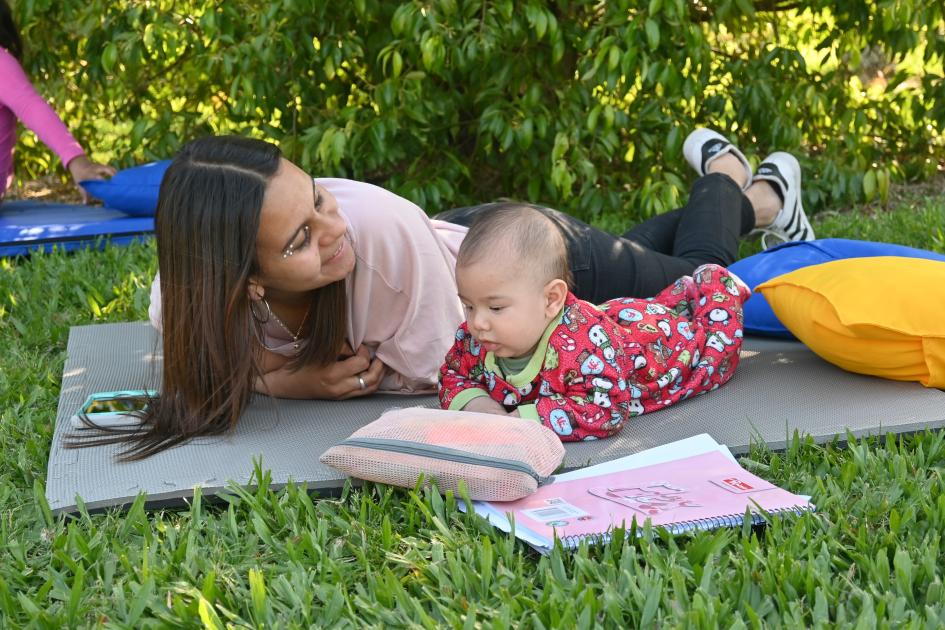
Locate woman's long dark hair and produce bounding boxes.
[0,0,24,61]
[67,135,347,460]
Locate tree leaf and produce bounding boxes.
[863,169,877,202]
[645,19,660,50]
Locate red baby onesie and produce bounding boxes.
[439,264,749,441]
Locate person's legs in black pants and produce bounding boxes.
[624,173,753,268]
[605,173,755,296]
[434,173,755,302]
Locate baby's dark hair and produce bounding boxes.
[457,203,572,289]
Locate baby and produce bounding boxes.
[438,204,750,441]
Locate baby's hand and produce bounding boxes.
[461,396,508,416]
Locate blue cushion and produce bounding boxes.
[729,239,945,338]
[80,160,171,217]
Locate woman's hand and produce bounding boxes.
[255,344,387,400]
[67,155,117,203]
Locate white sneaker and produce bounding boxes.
[751,152,815,249]
[682,128,753,190]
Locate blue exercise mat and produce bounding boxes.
[0,200,154,257]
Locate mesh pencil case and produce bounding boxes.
[319,407,565,501]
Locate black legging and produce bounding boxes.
[434,173,755,302]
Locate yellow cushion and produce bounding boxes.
[756,256,945,388]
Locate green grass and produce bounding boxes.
[2,197,945,627]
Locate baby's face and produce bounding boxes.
[456,262,552,359]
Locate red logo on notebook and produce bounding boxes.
[721,477,754,491]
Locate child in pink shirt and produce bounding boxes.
[0,1,114,200]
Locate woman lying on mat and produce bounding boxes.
[439,204,749,441]
[88,132,811,457]
[0,0,114,201]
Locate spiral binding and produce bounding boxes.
[558,504,813,550]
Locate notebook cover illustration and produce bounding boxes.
[499,450,808,541]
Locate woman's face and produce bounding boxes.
[253,159,355,297]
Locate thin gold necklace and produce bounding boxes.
[266,299,312,350]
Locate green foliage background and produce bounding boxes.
[11,0,945,222]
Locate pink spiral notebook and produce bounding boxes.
[488,449,812,550]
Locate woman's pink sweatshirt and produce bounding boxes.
[0,46,84,196]
[150,178,470,394]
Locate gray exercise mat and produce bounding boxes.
[47,322,945,514]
